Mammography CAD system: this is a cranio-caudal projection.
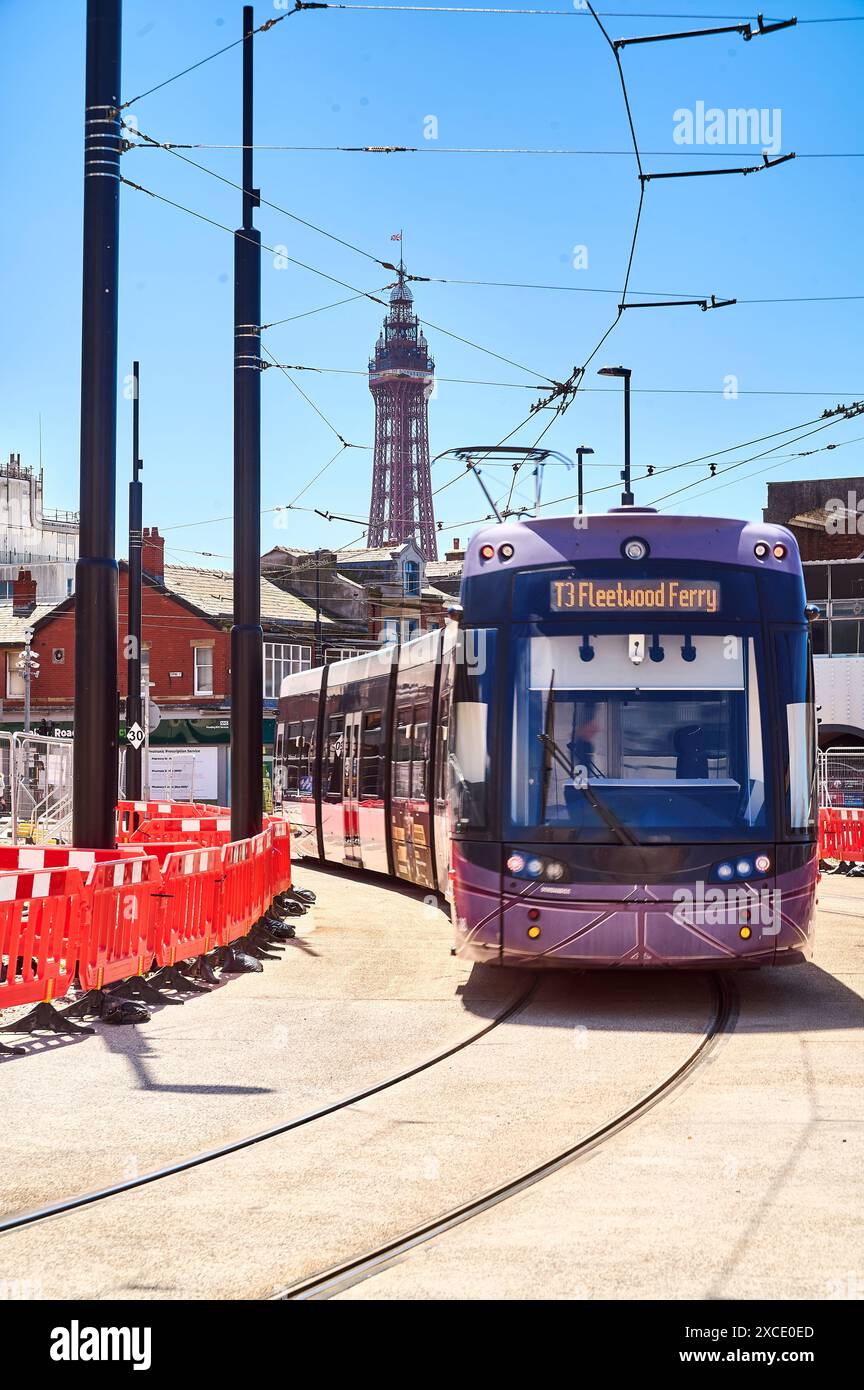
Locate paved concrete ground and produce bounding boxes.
[0,864,860,1300]
[0,864,516,1216]
[339,880,864,1301]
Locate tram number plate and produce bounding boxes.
[550,578,720,614]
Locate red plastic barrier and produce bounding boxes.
[267,818,293,896]
[0,866,88,1008]
[216,830,272,946]
[820,806,864,861]
[129,815,233,847]
[0,845,147,872]
[77,855,162,991]
[153,845,224,966]
[116,802,228,842]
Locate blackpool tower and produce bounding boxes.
[367,265,437,559]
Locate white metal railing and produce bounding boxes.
[11,733,74,845]
[1,737,205,845]
[818,746,864,810]
[0,732,13,843]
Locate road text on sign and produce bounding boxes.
[126,722,145,750]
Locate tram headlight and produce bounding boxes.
[772,543,787,560]
[736,858,754,878]
[716,862,734,881]
[754,541,770,559]
[507,853,526,875]
[544,860,566,881]
[498,543,515,560]
[480,543,495,561]
[526,857,544,878]
[754,853,771,873]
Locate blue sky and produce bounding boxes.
[1,0,863,567]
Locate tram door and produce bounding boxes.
[342,710,363,867]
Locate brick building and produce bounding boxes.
[261,539,450,644]
[0,529,338,799]
[764,475,864,745]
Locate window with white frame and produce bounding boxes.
[403,559,421,596]
[381,618,400,644]
[193,644,214,696]
[264,641,311,697]
[325,647,367,664]
[6,650,25,698]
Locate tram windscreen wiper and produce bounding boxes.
[536,677,640,848]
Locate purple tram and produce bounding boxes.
[274,507,818,968]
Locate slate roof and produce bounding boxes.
[0,603,62,645]
[162,565,332,626]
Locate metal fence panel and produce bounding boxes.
[0,732,13,843]
[819,746,864,810]
[11,733,74,845]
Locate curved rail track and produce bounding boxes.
[0,973,539,1237]
[274,972,739,1301]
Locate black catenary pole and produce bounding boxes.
[126,360,143,800]
[622,372,634,507]
[231,4,263,840]
[73,0,122,849]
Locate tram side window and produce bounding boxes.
[360,711,385,801]
[394,707,412,799]
[774,629,816,833]
[451,628,497,832]
[412,701,431,800]
[283,722,300,799]
[299,718,316,800]
[435,667,453,811]
[274,724,286,802]
[324,715,344,801]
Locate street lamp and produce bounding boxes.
[598,366,634,507]
[17,627,39,734]
[575,445,594,515]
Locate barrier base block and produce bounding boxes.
[181,954,221,987]
[61,990,108,1020]
[110,976,185,1007]
[0,1000,95,1037]
[0,1039,27,1055]
[244,934,284,961]
[149,964,211,995]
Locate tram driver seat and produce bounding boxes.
[674,724,709,780]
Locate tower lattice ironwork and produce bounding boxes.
[367,266,437,559]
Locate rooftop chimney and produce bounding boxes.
[142,526,165,584]
[12,569,37,615]
[445,536,465,562]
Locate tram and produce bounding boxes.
[274,508,818,967]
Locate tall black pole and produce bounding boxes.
[231,4,263,840]
[126,360,143,799]
[73,0,122,848]
[575,445,593,516]
[622,374,634,506]
[314,550,323,666]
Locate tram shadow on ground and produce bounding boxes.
[457,955,863,1038]
[297,857,863,1038]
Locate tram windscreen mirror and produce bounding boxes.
[550,578,721,615]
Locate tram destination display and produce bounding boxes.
[550,577,721,614]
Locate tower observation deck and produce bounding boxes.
[367,266,437,559]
